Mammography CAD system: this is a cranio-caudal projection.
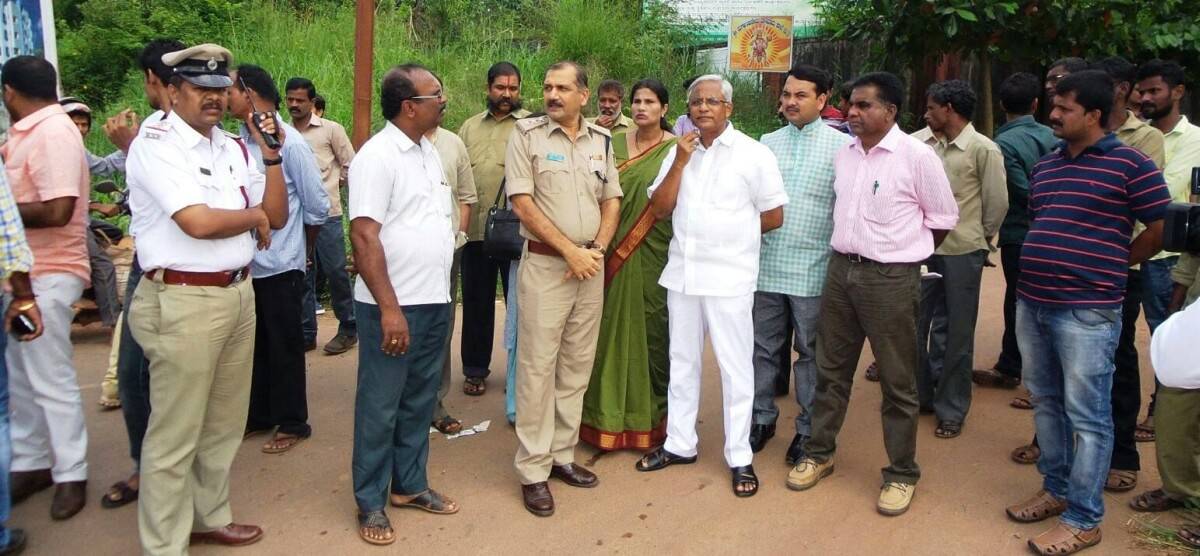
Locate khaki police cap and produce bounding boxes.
[161,43,234,88]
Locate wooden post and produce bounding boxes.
[352,0,375,150]
[979,50,995,137]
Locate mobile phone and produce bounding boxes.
[10,313,34,336]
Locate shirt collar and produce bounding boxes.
[10,104,65,132]
[382,121,432,154]
[485,108,528,123]
[1167,115,1192,137]
[785,118,822,138]
[947,122,978,151]
[1117,110,1148,133]
[166,109,226,150]
[996,114,1036,134]
[854,123,904,154]
[307,114,326,128]
[1055,132,1121,160]
[547,114,595,139]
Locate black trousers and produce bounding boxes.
[995,244,1022,378]
[248,270,311,437]
[459,241,510,378]
[1110,269,1143,471]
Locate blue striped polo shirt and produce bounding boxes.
[1018,133,1170,309]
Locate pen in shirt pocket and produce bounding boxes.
[872,180,880,195]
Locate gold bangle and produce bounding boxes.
[15,302,35,312]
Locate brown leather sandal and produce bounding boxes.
[357,510,395,545]
[864,362,879,382]
[1028,522,1101,555]
[1011,443,1040,464]
[463,377,486,396]
[1128,488,1184,512]
[390,489,459,514]
[1103,469,1137,492]
[1006,490,1067,523]
[262,433,306,454]
[1134,417,1155,442]
[1010,396,1033,410]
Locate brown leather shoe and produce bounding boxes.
[550,464,598,488]
[521,482,554,517]
[49,481,86,520]
[9,469,52,505]
[189,523,264,547]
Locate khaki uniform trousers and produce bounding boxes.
[128,275,256,556]
[1156,386,1200,503]
[514,251,603,485]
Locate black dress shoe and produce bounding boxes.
[10,469,52,505]
[785,434,809,466]
[550,464,598,488]
[749,424,776,453]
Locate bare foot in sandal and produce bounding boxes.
[262,432,306,454]
[390,488,460,514]
[101,473,139,509]
[1103,469,1136,492]
[1134,415,1155,442]
[1178,525,1200,549]
[357,510,395,545]
[1011,443,1040,464]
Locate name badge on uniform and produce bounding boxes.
[589,155,605,173]
[546,152,566,163]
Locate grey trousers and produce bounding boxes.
[751,291,821,436]
[86,231,120,327]
[917,251,986,424]
[433,248,463,421]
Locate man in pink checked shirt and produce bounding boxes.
[786,72,958,518]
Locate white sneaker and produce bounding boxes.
[877,482,915,516]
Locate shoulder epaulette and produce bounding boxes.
[585,121,612,138]
[515,115,550,134]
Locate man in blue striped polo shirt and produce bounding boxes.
[1004,70,1170,555]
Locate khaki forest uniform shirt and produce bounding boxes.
[911,123,1008,255]
[504,115,623,244]
[458,108,531,241]
[297,114,356,217]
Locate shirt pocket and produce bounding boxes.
[708,171,750,211]
[861,180,901,225]
[534,158,571,195]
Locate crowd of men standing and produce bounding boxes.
[0,34,1195,556]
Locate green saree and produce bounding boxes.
[580,133,675,451]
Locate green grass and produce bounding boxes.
[1127,507,1200,555]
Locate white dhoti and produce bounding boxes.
[663,290,755,467]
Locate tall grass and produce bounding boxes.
[80,0,793,157]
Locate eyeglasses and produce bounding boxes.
[1046,73,1068,85]
[406,91,446,102]
[688,97,727,108]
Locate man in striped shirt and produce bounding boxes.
[1005,70,1170,555]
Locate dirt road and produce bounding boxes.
[13,269,1170,554]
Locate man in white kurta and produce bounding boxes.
[636,75,788,497]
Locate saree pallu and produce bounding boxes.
[579,134,676,451]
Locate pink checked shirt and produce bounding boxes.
[829,124,959,263]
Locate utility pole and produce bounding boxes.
[352,0,374,149]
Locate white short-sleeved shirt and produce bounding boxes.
[649,124,788,296]
[348,122,454,306]
[1150,299,1200,389]
[126,110,265,272]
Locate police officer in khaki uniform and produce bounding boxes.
[125,43,287,554]
[507,61,622,517]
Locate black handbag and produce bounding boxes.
[483,179,524,260]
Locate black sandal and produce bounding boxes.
[390,488,459,514]
[731,465,758,497]
[100,480,138,509]
[357,510,395,546]
[635,447,697,472]
[935,421,962,439]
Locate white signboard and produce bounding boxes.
[663,0,820,40]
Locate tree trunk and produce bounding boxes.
[980,50,994,137]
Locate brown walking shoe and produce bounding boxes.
[49,481,86,520]
[550,464,598,488]
[1006,489,1067,523]
[189,523,264,546]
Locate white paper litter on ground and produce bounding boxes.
[444,420,491,440]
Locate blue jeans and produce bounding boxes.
[1141,257,1177,333]
[1017,299,1121,530]
[0,328,11,547]
[302,219,357,343]
[117,258,151,469]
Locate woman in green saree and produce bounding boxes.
[580,79,676,451]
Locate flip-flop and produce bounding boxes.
[463,377,486,396]
[1134,422,1155,442]
[100,480,138,509]
[1010,396,1033,410]
[262,433,306,454]
[390,489,459,514]
[98,396,121,411]
[935,421,962,439]
[1128,488,1184,512]
[1178,526,1200,549]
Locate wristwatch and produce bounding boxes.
[584,240,606,255]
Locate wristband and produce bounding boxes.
[263,157,283,166]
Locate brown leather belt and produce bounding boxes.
[527,241,561,258]
[146,266,250,287]
[836,251,884,265]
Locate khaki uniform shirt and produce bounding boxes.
[586,113,634,136]
[1117,111,1167,266]
[297,114,356,217]
[505,115,623,244]
[430,127,479,237]
[912,123,1008,255]
[458,108,531,240]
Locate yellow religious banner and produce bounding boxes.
[728,16,794,72]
